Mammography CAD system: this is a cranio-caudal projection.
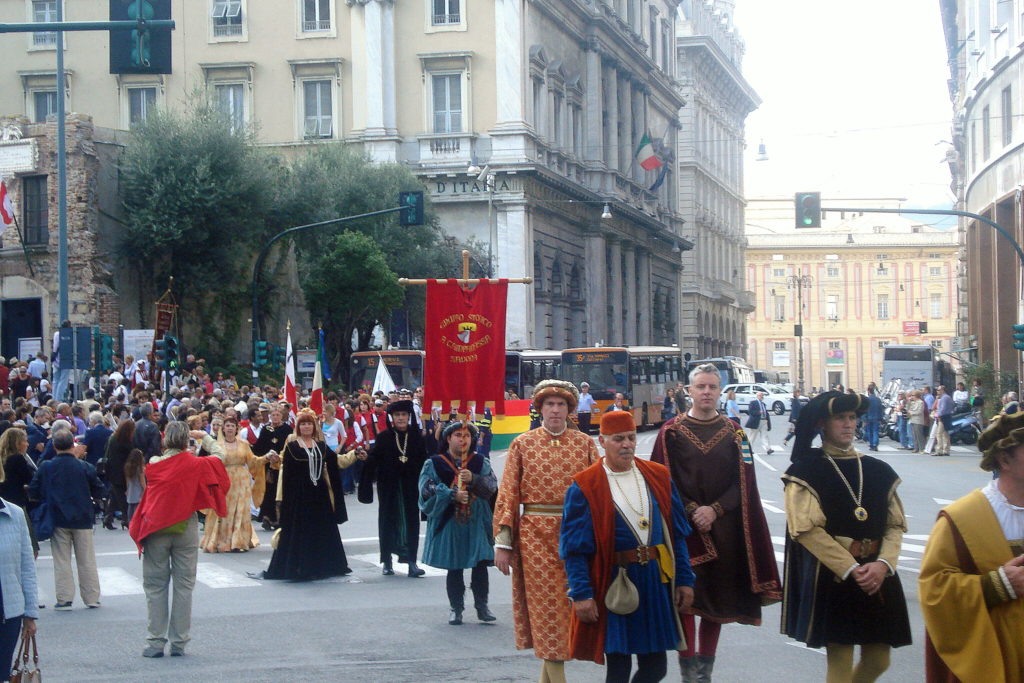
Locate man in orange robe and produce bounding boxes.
[494,380,599,683]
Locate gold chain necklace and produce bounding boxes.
[611,466,650,530]
[395,430,409,463]
[825,453,868,521]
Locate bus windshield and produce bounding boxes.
[350,353,423,392]
[561,350,628,399]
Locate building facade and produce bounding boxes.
[939,0,1024,384]
[675,0,757,359]
[746,199,958,392]
[0,0,691,351]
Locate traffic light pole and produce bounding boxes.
[0,17,174,328]
[249,205,407,378]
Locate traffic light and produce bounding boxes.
[1013,324,1024,350]
[272,344,287,368]
[794,192,822,228]
[254,340,269,368]
[109,0,173,75]
[96,334,115,373]
[164,334,179,370]
[155,335,169,369]
[398,191,425,226]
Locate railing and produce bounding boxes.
[302,19,332,32]
[432,13,461,25]
[430,136,461,154]
[32,31,56,46]
[213,22,242,37]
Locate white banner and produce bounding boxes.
[772,350,791,367]
[122,329,156,363]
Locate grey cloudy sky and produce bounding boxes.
[734,1,955,215]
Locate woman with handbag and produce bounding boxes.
[0,462,38,681]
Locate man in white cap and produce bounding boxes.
[576,382,597,435]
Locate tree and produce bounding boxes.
[276,145,477,383]
[117,99,282,364]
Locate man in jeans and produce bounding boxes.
[863,383,884,452]
[28,429,104,610]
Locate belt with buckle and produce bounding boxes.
[849,539,880,559]
[523,503,563,517]
[615,545,657,566]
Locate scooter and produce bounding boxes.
[948,411,982,445]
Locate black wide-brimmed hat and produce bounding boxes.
[387,399,415,415]
[791,391,868,461]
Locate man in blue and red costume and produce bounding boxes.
[560,410,695,683]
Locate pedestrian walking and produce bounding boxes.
[907,390,928,453]
[744,392,773,455]
[561,410,695,683]
[932,385,954,456]
[129,422,230,658]
[28,429,104,610]
[863,383,884,451]
[782,391,912,681]
[0,483,37,681]
[782,389,803,446]
[419,420,497,625]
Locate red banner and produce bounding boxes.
[424,279,507,415]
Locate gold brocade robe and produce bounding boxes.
[919,489,1024,683]
[493,427,599,660]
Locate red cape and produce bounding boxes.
[128,451,230,553]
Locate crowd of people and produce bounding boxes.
[0,347,1019,682]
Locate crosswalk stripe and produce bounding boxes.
[97,566,145,596]
[760,500,785,514]
[349,553,447,578]
[933,498,954,505]
[196,563,262,589]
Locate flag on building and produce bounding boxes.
[318,328,332,381]
[635,133,663,171]
[372,353,397,396]
[284,329,297,424]
[649,163,670,192]
[0,180,13,226]
[309,359,324,416]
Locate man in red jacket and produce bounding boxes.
[129,421,229,658]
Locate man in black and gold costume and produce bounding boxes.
[253,405,290,530]
[782,391,912,682]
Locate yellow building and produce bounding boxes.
[745,199,959,393]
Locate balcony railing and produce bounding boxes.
[302,19,332,32]
[213,23,243,37]
[417,132,474,167]
[432,13,461,25]
[32,31,56,47]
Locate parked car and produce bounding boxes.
[718,383,795,415]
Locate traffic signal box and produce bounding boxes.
[794,192,822,228]
[155,333,179,370]
[272,344,286,368]
[1013,324,1024,350]
[398,191,425,226]
[109,0,172,74]
[95,333,115,373]
[254,340,270,368]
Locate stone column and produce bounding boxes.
[497,201,532,348]
[609,238,624,344]
[491,0,529,163]
[585,232,608,345]
[623,242,638,345]
[605,64,619,172]
[584,44,603,166]
[363,0,384,135]
[619,77,632,180]
[637,248,652,345]
[381,0,396,135]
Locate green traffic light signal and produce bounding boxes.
[128,0,155,68]
[164,334,179,370]
[272,344,286,368]
[399,191,425,226]
[155,337,169,369]
[794,192,822,228]
[97,334,115,372]
[1013,323,1024,350]
[109,0,172,75]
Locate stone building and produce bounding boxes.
[675,0,757,358]
[0,0,691,351]
[746,199,959,392]
[939,0,1024,382]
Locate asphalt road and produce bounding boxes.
[30,419,989,682]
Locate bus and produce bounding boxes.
[349,350,425,392]
[685,357,755,387]
[504,350,561,400]
[561,346,685,427]
[880,345,934,392]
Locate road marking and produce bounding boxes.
[933,498,954,506]
[760,500,785,514]
[904,534,931,541]
[349,553,447,578]
[786,642,826,655]
[38,550,138,561]
[899,543,927,554]
[196,563,262,589]
[898,565,920,574]
[754,454,777,472]
[97,567,144,596]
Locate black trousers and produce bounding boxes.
[104,483,127,525]
[605,652,668,683]
[445,562,489,609]
[577,413,592,434]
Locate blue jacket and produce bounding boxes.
[0,499,38,621]
[789,397,803,422]
[83,425,113,466]
[25,423,47,461]
[865,394,884,422]
[28,453,105,529]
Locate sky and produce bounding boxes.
[733,1,956,223]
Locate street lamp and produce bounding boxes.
[467,165,496,276]
[787,274,814,393]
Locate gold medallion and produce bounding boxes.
[854,506,869,522]
[638,517,650,530]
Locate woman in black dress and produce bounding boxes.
[0,427,38,553]
[262,409,362,581]
[102,419,135,529]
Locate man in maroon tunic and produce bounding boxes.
[651,363,781,682]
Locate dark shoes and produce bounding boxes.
[475,604,496,622]
[382,561,395,576]
[448,608,463,625]
[407,562,425,578]
[169,646,185,657]
[142,646,164,658]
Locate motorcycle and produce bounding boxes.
[948,410,982,445]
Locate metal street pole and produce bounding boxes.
[787,274,813,393]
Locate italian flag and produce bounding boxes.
[0,181,13,226]
[635,133,662,171]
